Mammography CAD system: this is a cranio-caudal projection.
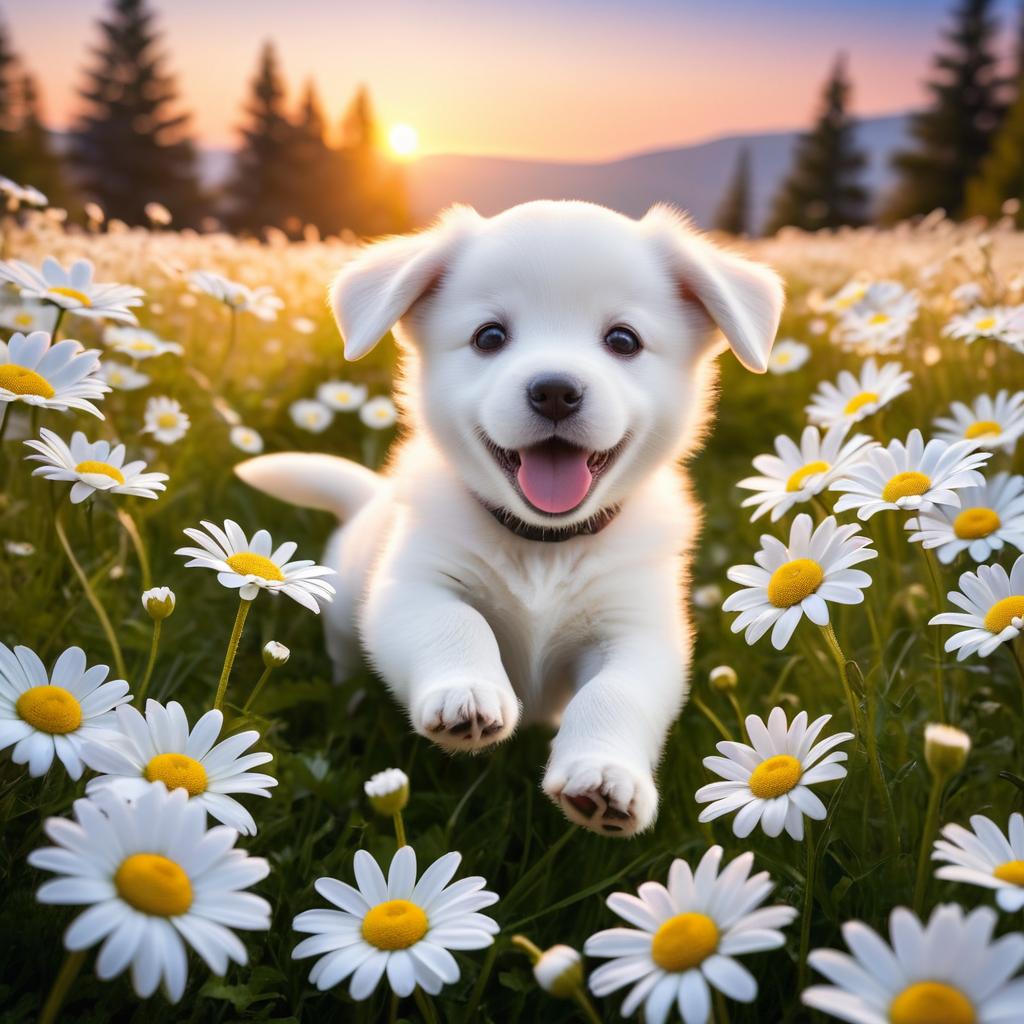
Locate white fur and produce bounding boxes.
[236,200,783,837]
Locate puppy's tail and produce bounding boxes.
[235,453,382,520]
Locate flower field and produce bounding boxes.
[3,203,1024,1023]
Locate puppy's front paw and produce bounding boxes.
[413,683,520,752]
[543,755,657,837]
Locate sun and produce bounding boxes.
[388,123,419,159]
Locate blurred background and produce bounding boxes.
[2,0,1024,237]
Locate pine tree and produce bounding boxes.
[15,74,69,206]
[71,0,203,225]
[713,146,751,235]
[882,0,1005,222]
[0,17,20,174]
[764,56,868,234]
[291,80,333,232]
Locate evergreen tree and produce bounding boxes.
[15,74,69,206]
[0,17,20,174]
[291,80,333,232]
[764,56,868,234]
[713,146,751,235]
[71,0,203,225]
[882,0,1005,222]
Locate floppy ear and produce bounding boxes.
[643,204,784,373]
[329,205,482,360]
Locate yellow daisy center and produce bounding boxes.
[129,340,155,352]
[983,595,1024,634]
[145,753,208,797]
[953,507,1000,540]
[361,899,429,950]
[14,312,33,326]
[974,316,997,332]
[47,286,92,307]
[843,390,879,415]
[786,460,830,492]
[650,912,719,972]
[156,412,179,428]
[767,558,824,608]
[15,685,82,734]
[75,460,126,484]
[993,860,1024,886]
[226,551,284,581]
[882,471,931,503]
[964,419,1001,440]
[0,363,55,398]
[888,981,975,1024]
[868,312,890,326]
[748,754,803,798]
[115,853,193,917]
[775,352,792,365]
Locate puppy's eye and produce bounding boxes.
[605,325,642,356]
[472,323,507,353]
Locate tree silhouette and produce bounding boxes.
[713,146,752,235]
[0,17,19,174]
[15,74,68,206]
[291,80,333,232]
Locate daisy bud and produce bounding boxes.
[533,944,583,998]
[924,723,970,779]
[364,768,409,816]
[142,586,176,620]
[709,665,738,692]
[692,584,723,609]
[263,641,290,667]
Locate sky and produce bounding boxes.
[6,0,1022,161]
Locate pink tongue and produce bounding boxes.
[517,444,593,514]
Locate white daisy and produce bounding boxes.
[834,281,919,354]
[0,302,57,333]
[290,398,333,433]
[317,380,368,411]
[97,361,150,391]
[907,472,1024,564]
[28,783,271,1002]
[805,357,912,428]
[364,768,410,815]
[292,316,317,335]
[360,396,398,430]
[81,700,276,836]
[819,278,871,315]
[737,423,876,522]
[144,201,172,226]
[291,845,499,998]
[831,429,990,519]
[0,330,109,418]
[723,513,876,649]
[0,176,47,209]
[0,643,129,779]
[695,707,852,840]
[929,555,1024,661]
[802,903,1024,1024]
[0,257,143,324]
[104,325,183,360]
[189,271,283,321]
[176,519,335,612]
[933,813,1024,912]
[142,396,191,445]
[767,339,811,375]
[933,391,1024,455]
[943,304,1024,347]
[229,425,264,454]
[585,845,797,1024]
[951,282,984,308]
[25,428,168,503]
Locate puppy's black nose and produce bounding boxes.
[527,375,584,422]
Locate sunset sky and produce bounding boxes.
[7,0,1022,161]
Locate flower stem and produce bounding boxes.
[691,695,732,742]
[913,774,944,913]
[819,624,860,739]
[575,989,605,1024]
[241,665,274,715]
[510,934,544,963]
[713,989,731,1024]
[135,619,161,706]
[39,948,86,1024]
[213,597,252,711]
[797,823,818,993]
[393,810,408,848]
[50,306,65,343]
[918,544,948,723]
[861,662,900,854]
[116,508,151,590]
[413,986,439,1024]
[55,505,126,680]
[1008,639,1024,713]
[725,691,746,740]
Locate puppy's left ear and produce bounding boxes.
[643,204,784,373]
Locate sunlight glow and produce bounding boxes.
[388,123,419,159]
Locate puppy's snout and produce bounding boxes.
[527,374,584,422]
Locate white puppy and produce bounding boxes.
[237,200,783,837]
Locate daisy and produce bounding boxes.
[805,357,912,428]
[932,391,1024,454]
[737,423,876,522]
[834,281,919,353]
[802,903,1024,1024]
[722,513,876,649]
[229,425,264,454]
[292,845,499,998]
[951,282,984,308]
[360,396,398,430]
[929,555,1024,661]
[104,325,183,360]
[695,707,852,840]
[0,257,143,324]
[585,845,797,1024]
[28,783,271,1002]
[142,396,191,445]
[81,700,276,836]
[0,643,130,779]
[0,176,47,209]
[933,813,1024,912]
[819,278,871,314]
[0,330,109,418]
[0,302,57,333]
[176,519,335,612]
[831,429,990,519]
[767,339,810,375]
[317,380,368,411]
[364,768,410,816]
[906,472,1024,564]
[144,201,172,226]
[290,398,333,433]
[25,428,168,503]
[944,304,1024,347]
[97,361,150,391]
[189,271,283,321]
[292,316,316,335]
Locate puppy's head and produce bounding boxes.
[331,200,783,527]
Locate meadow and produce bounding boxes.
[2,204,1024,1024]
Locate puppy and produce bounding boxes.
[237,200,783,836]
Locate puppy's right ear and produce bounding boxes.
[329,205,481,360]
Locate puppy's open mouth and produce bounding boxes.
[483,435,623,516]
